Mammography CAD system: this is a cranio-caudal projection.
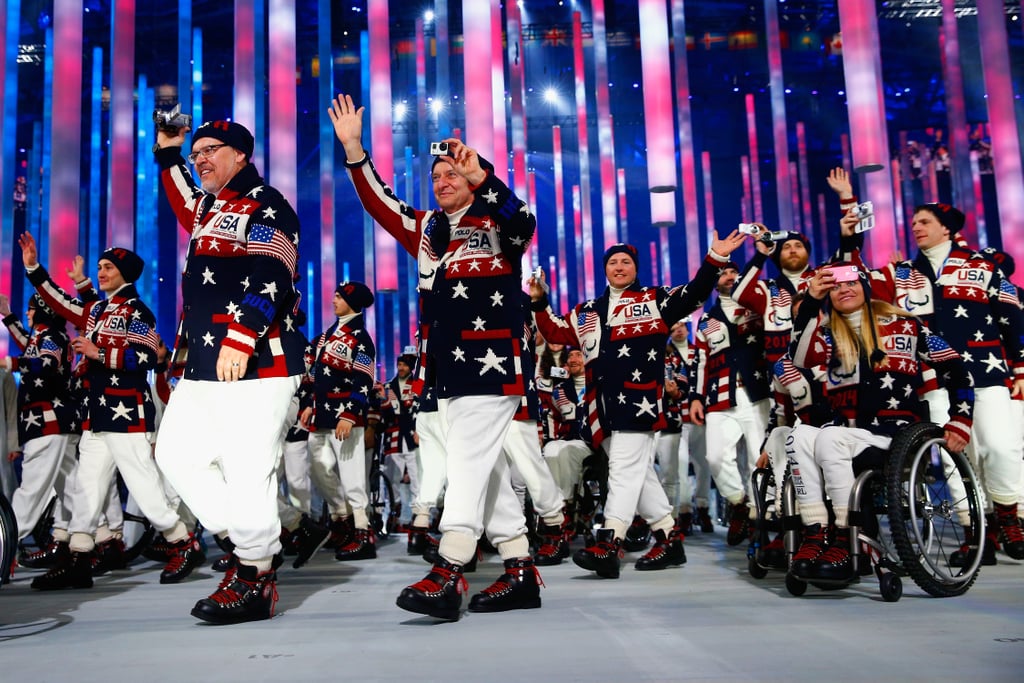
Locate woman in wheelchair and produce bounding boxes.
[785,263,974,584]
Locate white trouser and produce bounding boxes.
[52,434,81,530]
[763,425,793,514]
[503,419,564,522]
[280,438,312,514]
[13,434,70,541]
[688,424,711,508]
[813,426,892,527]
[1016,399,1024,509]
[602,430,673,538]
[155,376,300,563]
[785,423,828,525]
[412,409,446,520]
[386,449,420,507]
[656,430,682,514]
[307,427,368,528]
[541,439,591,501]
[70,430,182,552]
[705,394,770,506]
[437,395,526,564]
[927,386,1023,507]
[58,439,123,536]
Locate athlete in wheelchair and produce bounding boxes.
[779,264,982,600]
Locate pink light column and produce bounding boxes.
[701,151,716,239]
[506,0,528,202]
[977,0,1024,263]
[638,0,676,227]
[106,0,134,249]
[572,12,595,299]
[938,0,976,237]
[490,2,508,180]
[369,0,397,291]
[789,161,802,232]
[837,0,897,264]
[592,0,619,252]
[617,168,629,244]
[234,0,256,136]
[573,185,584,298]
[268,0,296,207]
[463,1,495,163]
[671,0,700,281]
[744,94,763,224]
[797,122,813,235]
[553,126,569,305]
[763,0,793,232]
[527,171,539,268]
[51,0,83,274]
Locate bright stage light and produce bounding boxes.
[543,87,559,104]
[394,101,407,119]
[429,98,444,114]
[424,10,434,22]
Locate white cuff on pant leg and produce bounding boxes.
[52,528,70,542]
[161,520,189,544]
[412,513,431,528]
[497,535,530,561]
[799,501,829,526]
[439,530,477,566]
[70,532,95,553]
[833,505,849,528]
[605,517,629,540]
[95,524,113,544]
[352,508,369,530]
[240,557,273,573]
[649,514,674,535]
[541,512,564,527]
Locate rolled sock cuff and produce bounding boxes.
[497,535,530,561]
[439,530,478,566]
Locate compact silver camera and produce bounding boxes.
[550,367,569,379]
[152,103,193,134]
[852,201,875,233]
[429,141,449,156]
[739,223,789,244]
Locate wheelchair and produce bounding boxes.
[753,422,984,602]
[367,429,399,539]
[572,451,608,547]
[0,491,17,587]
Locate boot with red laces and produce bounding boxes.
[92,537,128,576]
[191,563,278,624]
[325,516,354,550]
[572,528,622,579]
[950,525,998,567]
[622,515,651,552]
[468,558,543,612]
[533,518,570,566]
[396,558,468,621]
[334,527,377,561]
[31,549,94,590]
[726,499,753,546]
[19,539,68,570]
[676,511,694,535]
[160,533,206,584]
[789,523,828,579]
[806,527,855,583]
[995,503,1024,560]
[407,525,431,555]
[634,527,686,570]
[291,515,331,569]
[696,507,715,533]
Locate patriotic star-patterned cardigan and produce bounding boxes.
[345,153,535,399]
[731,251,814,367]
[25,270,158,434]
[849,239,1024,391]
[156,149,307,381]
[379,375,417,455]
[300,314,376,430]
[538,373,587,444]
[531,253,723,446]
[1,315,76,443]
[789,294,974,441]
[661,342,694,433]
[690,298,771,414]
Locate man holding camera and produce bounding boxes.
[330,93,540,620]
[153,117,307,624]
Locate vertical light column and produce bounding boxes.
[253,0,266,169]
[0,0,19,354]
[841,133,852,173]
[789,161,802,232]
[572,12,595,299]
[939,0,975,235]
[617,168,629,244]
[796,122,813,235]
[88,47,102,266]
[638,0,676,227]
[573,185,584,299]
[490,2,508,180]
[670,0,700,280]
[506,0,527,200]
[744,94,763,224]
[234,0,256,132]
[135,80,158,317]
[764,0,792,232]
[106,0,134,249]
[435,0,451,138]
[405,146,418,348]
[463,0,495,162]
[837,0,897,263]
[368,1,397,291]
[740,155,752,224]
[650,242,660,285]
[547,255,559,313]
[817,193,828,255]
[319,0,337,325]
[891,157,909,255]
[177,0,192,115]
[977,0,1024,257]
[527,171,539,268]
[701,151,716,244]
[269,0,297,207]
[553,126,569,305]
[592,0,618,252]
[970,151,988,248]
[50,0,83,276]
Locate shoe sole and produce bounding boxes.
[635,558,686,571]
[293,531,331,569]
[190,606,272,625]
[467,598,541,613]
[395,595,461,621]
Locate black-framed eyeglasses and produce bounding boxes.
[187,144,228,164]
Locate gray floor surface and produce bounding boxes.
[1,528,1022,683]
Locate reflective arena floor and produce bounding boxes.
[1,526,1022,682]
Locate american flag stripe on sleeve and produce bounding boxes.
[248,223,298,278]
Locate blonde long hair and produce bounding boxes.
[829,298,914,374]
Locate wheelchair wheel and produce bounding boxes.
[368,469,398,539]
[121,510,156,563]
[30,495,56,550]
[879,572,902,602]
[0,493,18,586]
[785,573,807,596]
[748,555,769,579]
[886,422,983,598]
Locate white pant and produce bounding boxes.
[437,395,526,564]
[280,438,312,514]
[541,439,591,501]
[762,426,793,514]
[602,431,673,537]
[385,449,420,508]
[704,395,770,506]
[155,376,300,563]
[412,409,446,519]
[786,423,828,525]
[57,435,123,535]
[814,426,892,527]
[13,434,70,541]
[71,430,181,551]
[688,424,712,508]
[308,427,368,527]
[503,419,563,522]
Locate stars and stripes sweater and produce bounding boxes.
[300,314,376,430]
[690,298,771,413]
[26,269,158,434]
[1,317,77,442]
[731,251,814,366]
[380,375,417,455]
[156,149,307,381]
[789,295,974,441]
[345,153,535,399]
[532,253,723,446]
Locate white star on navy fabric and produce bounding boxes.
[483,188,499,204]
[647,349,659,361]
[452,347,466,362]
[953,305,969,318]
[248,187,263,198]
[202,332,215,347]
[22,411,41,428]
[111,401,133,421]
[617,345,631,358]
[634,396,658,418]
[631,369,642,382]
[202,267,216,285]
[490,291,504,307]
[261,281,278,301]
[617,393,626,404]
[880,373,895,390]
[109,375,120,386]
[262,207,277,219]
[509,235,525,246]
[981,352,1005,373]
[957,401,971,415]
[476,348,508,375]
[452,281,469,299]
[472,316,487,331]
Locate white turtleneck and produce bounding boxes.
[336,311,361,328]
[782,267,807,290]
[921,240,952,276]
[840,308,863,334]
[446,204,471,227]
[671,338,688,355]
[719,294,740,320]
[606,284,628,323]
